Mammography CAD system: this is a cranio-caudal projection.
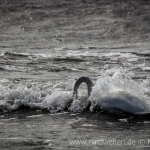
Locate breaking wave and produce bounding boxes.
[0,68,149,114]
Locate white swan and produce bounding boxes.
[73,76,150,115]
[91,91,150,115]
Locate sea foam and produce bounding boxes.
[0,68,149,113]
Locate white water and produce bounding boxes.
[0,68,149,114]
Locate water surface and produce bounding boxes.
[0,0,150,149]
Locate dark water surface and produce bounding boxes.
[0,0,150,149]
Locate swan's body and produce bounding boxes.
[73,76,150,115]
[93,91,149,115]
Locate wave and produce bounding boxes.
[0,67,149,114]
[0,80,72,113]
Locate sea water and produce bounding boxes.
[0,0,150,149]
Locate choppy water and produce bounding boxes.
[0,0,150,149]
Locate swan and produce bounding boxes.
[73,76,150,115]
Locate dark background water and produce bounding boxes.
[0,0,150,82]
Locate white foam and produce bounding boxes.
[0,81,72,112]
[0,52,5,56]
[43,90,72,112]
[81,123,97,127]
